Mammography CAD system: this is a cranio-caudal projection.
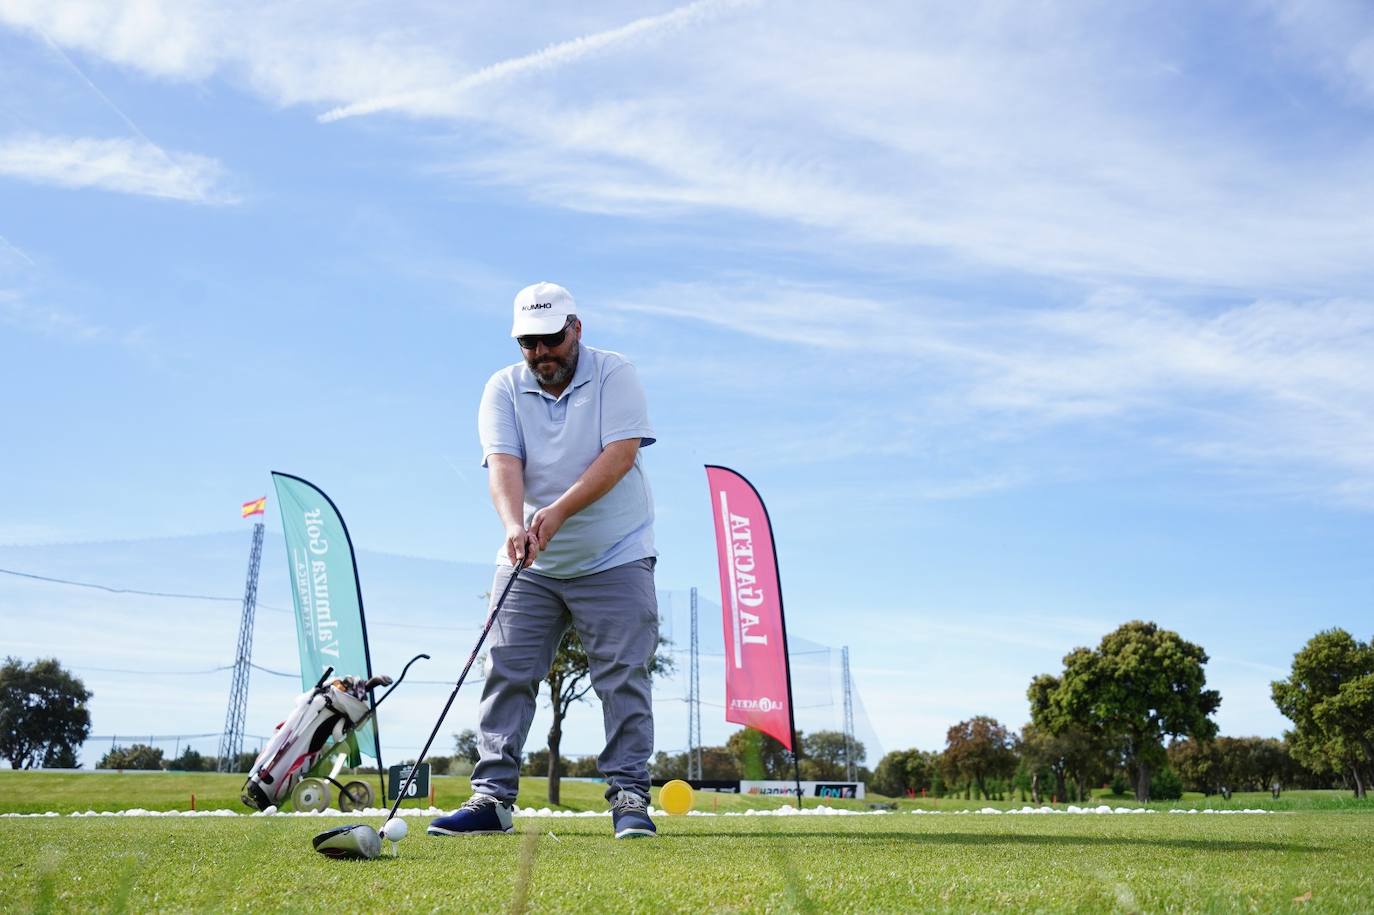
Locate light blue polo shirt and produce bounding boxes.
[478,344,656,579]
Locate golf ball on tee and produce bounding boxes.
[381,817,408,842]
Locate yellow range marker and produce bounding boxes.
[658,779,695,816]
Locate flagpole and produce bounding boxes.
[772,549,804,810]
[328,492,388,808]
[328,493,388,809]
[759,494,804,809]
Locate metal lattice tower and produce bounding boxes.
[842,645,857,782]
[218,522,263,772]
[687,587,703,780]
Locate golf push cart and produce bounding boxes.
[240,655,428,813]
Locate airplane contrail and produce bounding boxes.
[319,0,757,123]
[34,26,212,201]
[0,235,36,267]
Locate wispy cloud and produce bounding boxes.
[415,3,1374,290]
[0,134,234,203]
[617,278,1374,501]
[1263,0,1374,105]
[6,3,1374,286]
[320,0,758,123]
[0,293,150,348]
[0,1,222,78]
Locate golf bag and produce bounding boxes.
[240,668,383,811]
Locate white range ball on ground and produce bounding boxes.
[263,805,278,815]
[381,817,408,841]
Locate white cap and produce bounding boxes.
[511,282,577,337]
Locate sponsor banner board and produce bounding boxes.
[650,779,742,793]
[740,780,866,799]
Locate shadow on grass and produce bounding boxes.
[664,831,1323,853]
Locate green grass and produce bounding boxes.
[3,770,1365,815]
[4,810,1373,912]
[4,773,1372,911]
[0,771,811,815]
[907,788,1373,813]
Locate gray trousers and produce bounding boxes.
[470,557,657,803]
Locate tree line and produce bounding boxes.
[92,744,259,772]
[648,727,863,781]
[871,723,1336,802]
[869,622,1374,802]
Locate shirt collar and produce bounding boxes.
[517,343,593,399]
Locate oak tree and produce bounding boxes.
[0,657,92,770]
[1271,629,1374,797]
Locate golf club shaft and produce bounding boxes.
[384,560,524,820]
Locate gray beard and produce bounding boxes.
[532,346,578,387]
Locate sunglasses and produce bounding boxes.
[517,317,574,350]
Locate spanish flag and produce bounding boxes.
[241,496,267,518]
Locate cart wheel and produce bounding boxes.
[339,780,373,811]
[292,777,330,812]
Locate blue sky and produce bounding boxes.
[2,1,1373,771]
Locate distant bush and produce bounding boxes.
[522,748,572,776]
[167,747,209,772]
[97,744,164,770]
[1109,774,1131,797]
[568,755,601,777]
[872,748,937,798]
[1150,767,1183,800]
[650,750,687,779]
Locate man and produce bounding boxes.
[428,281,660,840]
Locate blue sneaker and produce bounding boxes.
[427,794,515,836]
[611,789,656,839]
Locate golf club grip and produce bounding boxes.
[385,562,523,819]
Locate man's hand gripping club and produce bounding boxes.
[489,440,641,567]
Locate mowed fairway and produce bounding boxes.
[2,773,1371,912]
[4,808,1373,912]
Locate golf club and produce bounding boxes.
[312,556,527,860]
